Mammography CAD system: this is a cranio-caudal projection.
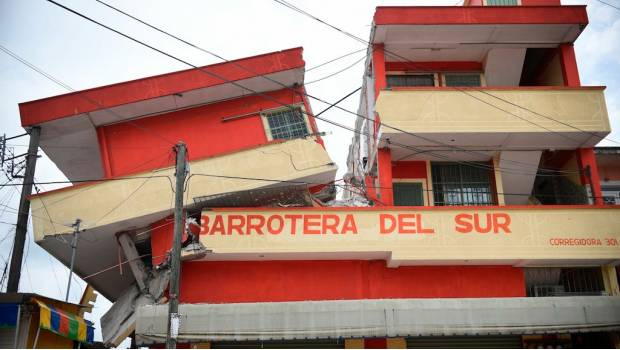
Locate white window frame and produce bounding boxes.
[260,104,313,141]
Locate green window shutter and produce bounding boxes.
[487,0,518,5]
[386,74,435,88]
[393,182,424,206]
[444,74,481,87]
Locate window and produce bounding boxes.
[601,186,620,205]
[386,74,435,88]
[525,267,606,297]
[263,107,309,140]
[444,73,482,87]
[431,162,494,206]
[486,0,518,5]
[393,182,424,206]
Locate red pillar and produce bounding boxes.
[377,148,394,206]
[372,44,387,100]
[577,148,603,205]
[366,44,388,206]
[559,43,581,87]
[372,44,387,139]
[364,175,377,204]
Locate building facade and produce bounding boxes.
[16,1,620,349]
[338,0,620,348]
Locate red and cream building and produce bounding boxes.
[18,1,620,349]
[340,0,620,348]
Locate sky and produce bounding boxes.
[0,0,619,345]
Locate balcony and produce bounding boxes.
[30,138,337,300]
[375,86,610,154]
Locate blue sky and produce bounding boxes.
[0,0,619,345]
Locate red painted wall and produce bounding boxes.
[466,0,561,5]
[374,6,588,26]
[178,260,526,303]
[365,339,387,348]
[386,61,482,72]
[97,88,315,177]
[392,161,427,179]
[577,148,603,205]
[464,0,484,5]
[522,0,561,5]
[559,44,581,87]
[377,148,393,206]
[19,48,305,126]
[598,163,620,182]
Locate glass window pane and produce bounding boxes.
[445,74,481,87]
[387,74,435,87]
[265,107,309,140]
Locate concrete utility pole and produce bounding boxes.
[7,126,40,293]
[166,142,187,349]
[65,218,81,302]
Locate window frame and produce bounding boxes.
[483,0,521,5]
[260,104,313,142]
[392,179,429,206]
[385,72,440,88]
[431,162,496,206]
[441,72,486,87]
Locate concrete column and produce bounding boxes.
[493,154,506,205]
[425,160,434,206]
[559,43,581,87]
[577,148,603,205]
[372,44,387,100]
[377,148,393,205]
[387,337,407,348]
[345,338,364,349]
[602,265,620,296]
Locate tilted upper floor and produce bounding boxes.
[20,48,338,300]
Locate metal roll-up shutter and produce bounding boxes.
[406,335,522,349]
[211,339,345,349]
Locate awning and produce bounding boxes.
[0,303,18,328]
[35,299,94,343]
[135,296,620,344]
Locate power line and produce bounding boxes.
[93,153,173,227]
[304,55,366,85]
[88,0,587,175]
[272,0,620,147]
[306,48,367,71]
[0,44,176,146]
[54,0,576,178]
[596,0,620,11]
[0,174,172,187]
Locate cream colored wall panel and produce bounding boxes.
[30,138,337,241]
[375,88,611,134]
[199,206,620,266]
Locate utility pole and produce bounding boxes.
[166,142,187,349]
[65,219,81,302]
[7,126,40,293]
